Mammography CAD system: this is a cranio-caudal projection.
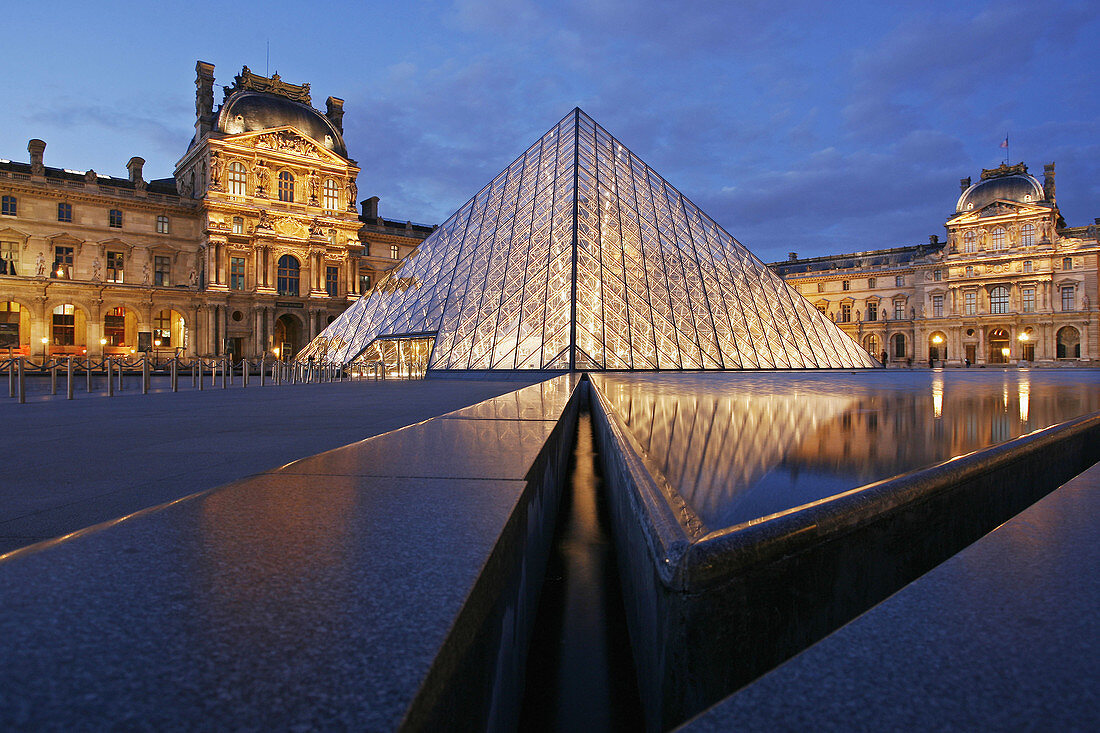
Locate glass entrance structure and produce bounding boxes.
[300,109,878,371]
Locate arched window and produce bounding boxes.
[322,179,339,211]
[1020,223,1034,246]
[963,230,976,253]
[990,227,1006,250]
[277,255,300,296]
[227,162,247,196]
[864,334,879,356]
[892,333,906,359]
[104,306,127,346]
[990,286,1009,314]
[278,171,295,202]
[1057,326,1081,359]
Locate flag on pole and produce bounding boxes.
[1000,136,1009,149]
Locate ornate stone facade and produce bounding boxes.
[0,62,430,360]
[771,162,1098,366]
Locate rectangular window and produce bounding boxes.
[1022,287,1035,313]
[817,282,825,293]
[933,269,942,281]
[57,203,72,222]
[153,311,172,348]
[1,195,16,216]
[0,301,19,349]
[359,273,372,293]
[866,304,877,321]
[1063,257,1073,270]
[867,277,876,288]
[104,307,125,346]
[1023,260,1032,273]
[230,257,246,290]
[106,251,124,283]
[895,275,904,287]
[156,215,169,234]
[109,209,122,228]
[322,180,339,211]
[894,300,905,320]
[154,255,170,286]
[965,292,976,316]
[53,304,75,346]
[325,266,339,297]
[932,294,944,317]
[840,303,851,322]
[1062,285,1075,312]
[232,216,244,234]
[1,241,20,276]
[54,246,74,278]
[390,244,400,259]
[816,304,827,315]
[842,280,850,291]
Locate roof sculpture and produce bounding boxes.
[300,109,879,371]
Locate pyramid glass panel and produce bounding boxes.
[300,109,879,371]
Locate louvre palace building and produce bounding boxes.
[770,162,1099,366]
[0,62,429,361]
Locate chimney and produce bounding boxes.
[28,139,46,176]
[788,252,798,262]
[929,235,939,245]
[195,61,216,140]
[362,195,379,220]
[326,97,345,134]
[1043,162,1056,203]
[126,156,145,184]
[959,176,971,193]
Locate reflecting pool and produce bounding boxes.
[593,370,1100,531]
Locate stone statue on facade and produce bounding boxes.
[188,267,198,289]
[253,164,269,196]
[142,262,150,285]
[308,173,319,204]
[35,252,46,277]
[91,257,102,282]
[209,152,222,189]
[346,179,357,210]
[257,209,273,229]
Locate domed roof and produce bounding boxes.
[956,171,1044,213]
[217,91,347,158]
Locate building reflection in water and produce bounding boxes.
[595,371,1100,531]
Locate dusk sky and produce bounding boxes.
[4,0,1097,262]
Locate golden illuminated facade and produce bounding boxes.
[772,162,1098,366]
[0,62,430,360]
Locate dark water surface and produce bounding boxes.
[594,370,1100,531]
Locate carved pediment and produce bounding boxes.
[225,126,347,165]
[274,216,309,239]
[978,202,1018,217]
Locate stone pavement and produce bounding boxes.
[0,377,538,554]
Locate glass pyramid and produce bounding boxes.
[300,109,880,371]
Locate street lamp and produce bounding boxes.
[40,336,49,360]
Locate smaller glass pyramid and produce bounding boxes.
[300,109,879,371]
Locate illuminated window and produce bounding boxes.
[228,162,247,196]
[990,286,1009,314]
[1023,260,1032,273]
[895,275,904,287]
[277,255,300,296]
[0,301,20,349]
[1,195,16,216]
[53,304,76,346]
[839,303,851,322]
[867,277,875,288]
[326,265,339,296]
[278,171,295,202]
[932,294,944,317]
[359,273,372,292]
[1020,223,1034,246]
[842,280,850,291]
[109,209,122,228]
[963,231,976,253]
[990,227,1006,250]
[57,203,72,222]
[154,256,171,286]
[230,257,246,290]
[964,291,976,316]
[1021,287,1035,313]
[156,215,169,234]
[53,246,74,278]
[1,241,20,276]
[323,179,339,211]
[105,306,126,346]
[1062,285,1075,312]
[1062,257,1072,270]
[153,310,172,348]
[232,216,244,234]
[390,244,400,259]
[106,251,124,283]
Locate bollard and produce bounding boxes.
[118,359,123,392]
[242,359,248,388]
[191,359,197,388]
[259,356,265,386]
[229,359,234,386]
[171,357,178,392]
[210,358,216,388]
[86,357,92,392]
[107,359,114,397]
[67,356,74,400]
[221,358,227,389]
[8,357,13,398]
[18,357,25,403]
[142,356,150,395]
[51,361,58,395]
[199,359,204,391]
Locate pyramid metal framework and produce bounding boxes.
[300,109,879,371]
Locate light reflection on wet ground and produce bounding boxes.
[594,370,1100,531]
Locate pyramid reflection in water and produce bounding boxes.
[300,109,878,371]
